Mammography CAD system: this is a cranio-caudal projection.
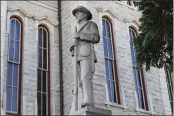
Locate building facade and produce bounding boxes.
[0,1,173,115]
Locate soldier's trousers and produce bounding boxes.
[77,59,94,106]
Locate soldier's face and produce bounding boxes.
[75,12,87,23]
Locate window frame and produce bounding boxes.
[6,15,23,115]
[37,24,51,115]
[102,17,120,104]
[127,0,133,6]
[129,27,149,111]
[164,67,173,113]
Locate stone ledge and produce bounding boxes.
[71,105,112,115]
[105,102,128,111]
[134,108,155,115]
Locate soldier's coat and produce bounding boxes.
[76,20,100,64]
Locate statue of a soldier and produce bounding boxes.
[70,6,100,109]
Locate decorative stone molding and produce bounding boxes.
[97,7,119,38]
[123,18,140,26]
[96,7,118,19]
[125,19,140,36]
[7,7,58,26]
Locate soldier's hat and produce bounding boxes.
[72,6,92,20]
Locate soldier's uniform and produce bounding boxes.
[71,6,100,107]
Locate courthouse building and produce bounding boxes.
[0,1,173,115]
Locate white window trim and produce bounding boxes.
[129,28,147,110]
[6,9,26,115]
[6,18,22,114]
[36,15,56,116]
[6,19,21,113]
[37,20,54,47]
[7,7,58,26]
[8,18,22,63]
[103,18,118,102]
[97,8,123,106]
[126,21,155,113]
[105,87,128,111]
[37,26,49,115]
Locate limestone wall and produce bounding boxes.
[1,1,172,115]
[61,1,172,115]
[1,1,59,115]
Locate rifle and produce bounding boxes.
[70,26,78,114]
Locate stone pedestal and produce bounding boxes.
[71,106,112,115]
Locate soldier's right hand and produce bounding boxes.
[70,45,74,52]
[74,32,80,39]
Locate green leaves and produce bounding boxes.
[134,0,173,71]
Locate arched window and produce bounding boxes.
[129,27,148,110]
[6,17,23,114]
[127,0,133,6]
[37,25,50,115]
[102,17,120,104]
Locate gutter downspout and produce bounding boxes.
[58,0,64,115]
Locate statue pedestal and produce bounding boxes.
[71,105,112,115]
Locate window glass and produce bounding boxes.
[43,49,47,69]
[13,64,18,87]
[37,92,41,115]
[102,20,106,37]
[105,60,109,79]
[37,70,41,92]
[6,87,12,111]
[12,87,18,112]
[9,39,14,61]
[103,18,119,103]
[15,21,20,41]
[6,18,21,113]
[129,27,147,110]
[14,41,19,62]
[110,81,116,102]
[37,26,49,115]
[165,67,173,112]
[38,29,42,47]
[108,60,114,80]
[10,20,15,40]
[42,71,47,93]
[7,63,13,85]
[43,30,47,48]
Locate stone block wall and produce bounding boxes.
[1,1,59,115]
[1,1,172,115]
[61,1,172,115]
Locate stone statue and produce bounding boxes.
[70,6,100,110]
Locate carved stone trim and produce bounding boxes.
[7,7,58,26]
[96,7,118,19]
[123,18,140,26]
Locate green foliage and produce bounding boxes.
[133,0,173,71]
